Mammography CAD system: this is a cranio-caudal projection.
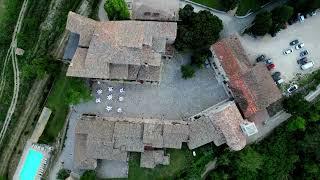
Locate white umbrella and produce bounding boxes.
[95,98,101,103]
[107,94,113,100]
[97,89,103,94]
[106,106,112,112]
[119,96,124,102]
[120,88,125,93]
[117,108,122,113]
[108,87,113,92]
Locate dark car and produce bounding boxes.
[272,71,281,81]
[290,39,299,46]
[256,54,266,62]
[300,50,309,57]
[297,57,308,65]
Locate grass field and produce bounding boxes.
[191,0,225,10]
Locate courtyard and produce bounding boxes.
[76,53,229,120]
[239,10,320,83]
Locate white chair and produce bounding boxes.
[119,96,124,102]
[117,108,123,113]
[108,87,113,92]
[97,81,101,85]
[120,88,125,93]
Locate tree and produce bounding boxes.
[66,78,91,105]
[181,65,195,79]
[283,93,310,116]
[179,4,194,24]
[80,170,96,180]
[234,147,264,179]
[222,0,239,11]
[272,5,294,24]
[57,169,70,180]
[287,116,306,132]
[191,49,211,68]
[251,11,272,36]
[176,7,223,50]
[104,0,130,20]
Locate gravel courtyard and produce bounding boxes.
[239,11,320,82]
[77,53,229,120]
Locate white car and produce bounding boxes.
[295,43,305,50]
[283,48,293,55]
[287,84,298,94]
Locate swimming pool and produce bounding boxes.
[19,148,44,180]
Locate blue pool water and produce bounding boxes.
[20,148,44,180]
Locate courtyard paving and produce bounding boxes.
[77,53,229,120]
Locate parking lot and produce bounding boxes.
[239,11,320,83]
[76,54,229,120]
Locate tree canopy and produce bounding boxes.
[80,170,96,180]
[287,116,306,132]
[251,11,272,36]
[175,5,223,50]
[104,0,130,20]
[181,65,195,79]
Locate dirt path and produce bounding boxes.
[0,75,49,176]
[0,0,28,146]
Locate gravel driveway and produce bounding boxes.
[239,11,320,82]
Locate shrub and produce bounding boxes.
[104,0,130,20]
[181,65,195,79]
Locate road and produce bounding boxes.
[0,0,28,147]
[180,0,288,37]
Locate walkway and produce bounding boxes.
[0,0,28,147]
[98,0,108,21]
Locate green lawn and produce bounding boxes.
[39,67,70,144]
[236,0,260,16]
[39,66,92,144]
[191,0,225,10]
[128,144,217,179]
[128,148,191,180]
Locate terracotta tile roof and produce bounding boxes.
[188,101,246,151]
[65,12,177,82]
[211,36,282,118]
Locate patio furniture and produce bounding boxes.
[108,87,113,92]
[120,88,125,93]
[119,96,124,102]
[117,108,122,113]
[95,98,101,103]
[106,106,112,112]
[97,89,103,95]
[107,94,113,100]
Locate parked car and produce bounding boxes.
[265,59,273,64]
[301,61,314,70]
[290,39,299,46]
[256,54,266,62]
[272,71,281,81]
[310,11,316,16]
[300,50,309,57]
[283,48,293,55]
[297,57,308,65]
[298,14,305,22]
[287,84,298,94]
[295,43,305,50]
[267,63,275,70]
